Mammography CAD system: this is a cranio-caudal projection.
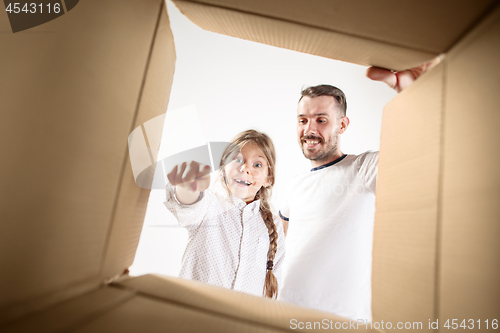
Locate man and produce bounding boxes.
[278,84,377,321]
[278,63,438,321]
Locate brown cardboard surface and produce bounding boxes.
[0,0,173,324]
[74,295,279,333]
[372,63,444,327]
[173,0,494,54]
[0,278,102,328]
[113,274,375,332]
[172,0,436,71]
[439,6,500,322]
[172,0,497,70]
[100,1,176,280]
[3,287,134,333]
[3,274,376,332]
[116,274,367,331]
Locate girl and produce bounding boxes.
[164,130,285,298]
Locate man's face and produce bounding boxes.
[297,95,347,165]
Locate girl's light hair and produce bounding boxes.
[219,129,279,299]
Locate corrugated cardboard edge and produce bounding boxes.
[439,3,500,324]
[5,274,378,332]
[99,0,177,281]
[171,0,438,70]
[113,274,378,332]
[372,62,444,330]
[173,0,499,55]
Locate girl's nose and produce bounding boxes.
[239,163,250,174]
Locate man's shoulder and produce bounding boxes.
[346,151,379,166]
[350,150,379,160]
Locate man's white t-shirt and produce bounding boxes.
[279,152,378,321]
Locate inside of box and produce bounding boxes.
[129,0,401,278]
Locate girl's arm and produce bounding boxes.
[167,161,211,204]
[164,161,213,231]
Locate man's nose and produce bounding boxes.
[304,121,317,135]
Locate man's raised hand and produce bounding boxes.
[366,55,444,93]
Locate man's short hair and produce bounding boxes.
[300,85,347,117]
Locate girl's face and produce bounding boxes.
[224,142,271,203]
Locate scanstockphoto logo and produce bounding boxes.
[128,113,238,190]
[3,0,79,33]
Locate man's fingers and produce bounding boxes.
[366,67,397,90]
[396,70,420,91]
[367,55,445,93]
[426,54,445,72]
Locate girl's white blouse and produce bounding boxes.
[164,183,285,297]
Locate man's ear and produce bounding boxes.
[339,116,350,134]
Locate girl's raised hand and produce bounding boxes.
[167,161,210,197]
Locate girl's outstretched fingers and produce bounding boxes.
[194,165,211,192]
[184,161,200,191]
[168,161,211,192]
[167,162,188,186]
[166,164,178,185]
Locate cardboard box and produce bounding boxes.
[1,0,499,331]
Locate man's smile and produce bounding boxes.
[302,137,322,149]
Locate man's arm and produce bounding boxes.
[281,217,289,237]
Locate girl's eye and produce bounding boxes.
[235,158,243,163]
[254,162,262,168]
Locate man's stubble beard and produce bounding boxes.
[301,127,340,162]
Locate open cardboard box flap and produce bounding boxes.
[1,0,499,331]
[6,274,375,332]
[171,0,497,70]
[0,0,176,325]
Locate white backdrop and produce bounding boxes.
[129,0,397,276]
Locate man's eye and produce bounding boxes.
[299,119,306,124]
[318,119,326,123]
